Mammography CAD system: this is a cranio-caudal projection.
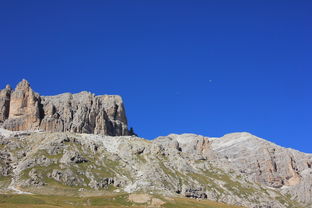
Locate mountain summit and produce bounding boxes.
[0,79,129,136]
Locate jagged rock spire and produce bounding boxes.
[16,78,30,87]
[5,79,41,130]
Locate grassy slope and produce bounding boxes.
[0,194,244,208]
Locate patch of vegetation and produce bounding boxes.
[275,195,304,208]
[36,149,62,160]
[163,197,243,208]
[20,163,59,181]
[0,194,244,208]
[90,166,115,178]
[105,159,120,170]
[200,167,259,198]
[0,195,45,204]
[0,175,10,189]
[219,174,257,197]
[0,175,10,182]
[104,158,133,180]
[20,163,92,194]
[189,172,224,199]
[89,194,132,206]
[159,162,175,178]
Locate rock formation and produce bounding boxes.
[0,79,311,208]
[0,129,311,208]
[0,80,129,136]
[0,84,12,122]
[3,80,42,131]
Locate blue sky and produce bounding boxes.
[0,1,311,153]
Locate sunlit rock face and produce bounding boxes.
[3,79,42,131]
[0,130,311,208]
[0,79,129,136]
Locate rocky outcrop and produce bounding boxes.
[3,80,42,131]
[0,80,129,136]
[209,133,311,188]
[208,133,312,206]
[40,92,128,136]
[0,130,310,208]
[182,186,207,199]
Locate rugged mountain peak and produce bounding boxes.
[0,79,130,136]
[15,79,30,90]
[4,79,41,131]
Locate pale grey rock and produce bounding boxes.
[25,169,45,187]
[209,132,312,205]
[49,169,83,186]
[88,178,114,190]
[0,80,130,136]
[0,129,310,208]
[40,91,129,136]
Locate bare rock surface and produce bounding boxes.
[3,80,42,131]
[0,129,310,208]
[0,84,12,123]
[0,80,129,136]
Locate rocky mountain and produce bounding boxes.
[0,80,311,208]
[0,80,129,136]
[0,129,311,207]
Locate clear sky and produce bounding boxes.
[0,1,311,153]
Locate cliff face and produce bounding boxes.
[0,85,11,122]
[0,80,129,136]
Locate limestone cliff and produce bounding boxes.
[0,80,129,136]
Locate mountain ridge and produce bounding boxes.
[0,80,311,208]
[0,128,311,207]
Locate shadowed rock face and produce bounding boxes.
[0,85,12,122]
[0,79,129,136]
